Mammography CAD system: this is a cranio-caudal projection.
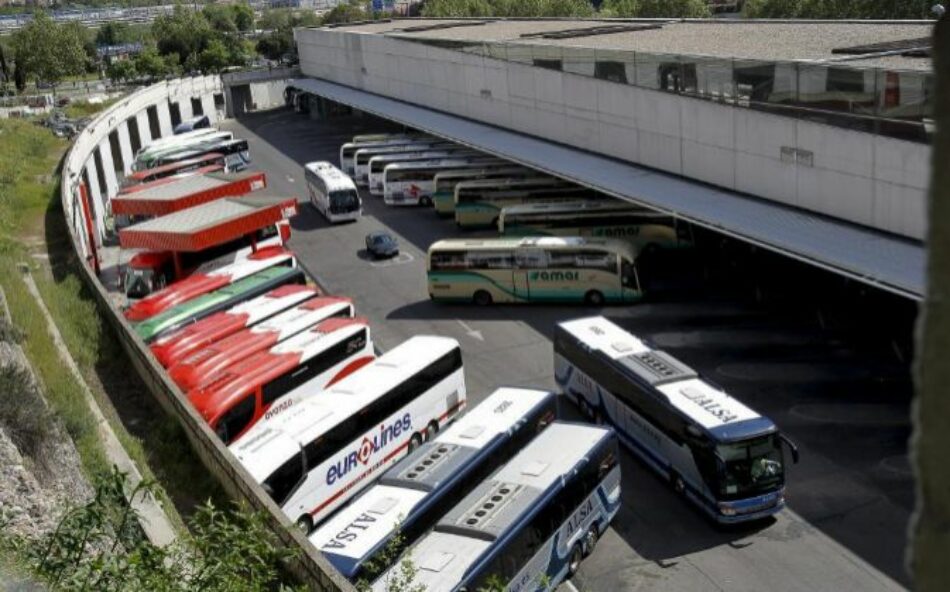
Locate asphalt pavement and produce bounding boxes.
[222,108,915,592]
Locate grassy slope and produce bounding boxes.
[0,115,225,532]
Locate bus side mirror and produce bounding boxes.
[780,434,800,464]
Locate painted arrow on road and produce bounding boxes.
[457,319,484,342]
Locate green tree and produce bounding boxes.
[133,46,167,80]
[197,38,230,74]
[11,11,87,91]
[635,0,709,17]
[152,4,214,69]
[1,468,302,592]
[322,0,367,24]
[203,3,238,33]
[106,59,137,84]
[421,0,493,16]
[0,42,9,88]
[600,0,640,16]
[95,22,134,46]
[232,3,255,32]
[743,0,933,18]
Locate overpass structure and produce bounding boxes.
[294,18,933,299]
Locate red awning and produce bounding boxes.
[111,171,267,216]
[119,196,298,252]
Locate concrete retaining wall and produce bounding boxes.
[60,77,352,592]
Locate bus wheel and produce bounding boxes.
[424,420,440,441]
[420,196,432,207]
[295,515,313,535]
[567,543,584,577]
[582,525,600,557]
[408,432,423,454]
[473,290,493,306]
[584,290,605,306]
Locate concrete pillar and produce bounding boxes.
[157,101,173,138]
[98,140,119,201]
[135,110,153,146]
[912,14,950,592]
[201,94,216,123]
[179,98,194,122]
[84,158,106,241]
[117,121,134,176]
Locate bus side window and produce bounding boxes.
[216,394,256,443]
[515,249,547,269]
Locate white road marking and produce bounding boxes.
[457,319,484,342]
[368,252,414,267]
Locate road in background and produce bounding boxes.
[223,108,915,591]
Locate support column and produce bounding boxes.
[136,110,153,146]
[157,101,173,138]
[180,97,194,121]
[98,140,119,200]
[117,120,134,175]
[201,94,216,123]
[84,158,106,241]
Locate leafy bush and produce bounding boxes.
[743,0,934,18]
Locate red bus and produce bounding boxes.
[168,296,354,392]
[124,246,295,320]
[150,284,319,368]
[188,317,375,444]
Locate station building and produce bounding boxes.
[293,18,934,299]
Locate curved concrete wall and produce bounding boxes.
[60,78,351,592]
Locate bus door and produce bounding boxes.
[514,249,546,301]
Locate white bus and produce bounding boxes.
[312,387,558,582]
[554,316,800,523]
[353,141,456,185]
[304,161,361,223]
[134,127,220,158]
[499,199,693,252]
[366,148,481,196]
[432,167,537,216]
[381,158,504,207]
[340,135,428,175]
[455,179,598,229]
[134,130,233,168]
[231,335,467,533]
[371,422,620,592]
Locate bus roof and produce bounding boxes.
[380,423,610,591]
[454,177,565,190]
[368,150,475,168]
[433,166,531,181]
[304,161,356,192]
[232,335,462,482]
[133,265,300,343]
[383,158,502,172]
[501,199,644,217]
[557,317,771,441]
[168,296,353,392]
[429,236,637,255]
[312,387,555,574]
[136,127,219,155]
[188,317,370,423]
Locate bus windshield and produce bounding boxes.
[716,434,784,499]
[329,189,360,213]
[264,453,306,506]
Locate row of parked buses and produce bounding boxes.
[115,116,796,590]
[324,133,698,306]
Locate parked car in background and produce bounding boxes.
[365,231,399,259]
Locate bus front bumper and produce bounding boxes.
[714,490,785,524]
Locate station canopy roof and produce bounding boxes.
[119,195,298,252]
[292,77,925,299]
[111,171,267,217]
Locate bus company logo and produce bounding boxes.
[529,270,580,282]
[263,398,294,421]
[593,226,641,238]
[565,498,595,538]
[681,389,738,424]
[326,413,412,485]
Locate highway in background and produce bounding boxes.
[223,108,915,592]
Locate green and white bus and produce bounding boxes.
[499,199,693,252]
[454,179,598,229]
[427,236,642,306]
[432,167,535,216]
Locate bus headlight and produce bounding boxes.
[717,503,737,516]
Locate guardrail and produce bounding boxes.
[60,77,352,592]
